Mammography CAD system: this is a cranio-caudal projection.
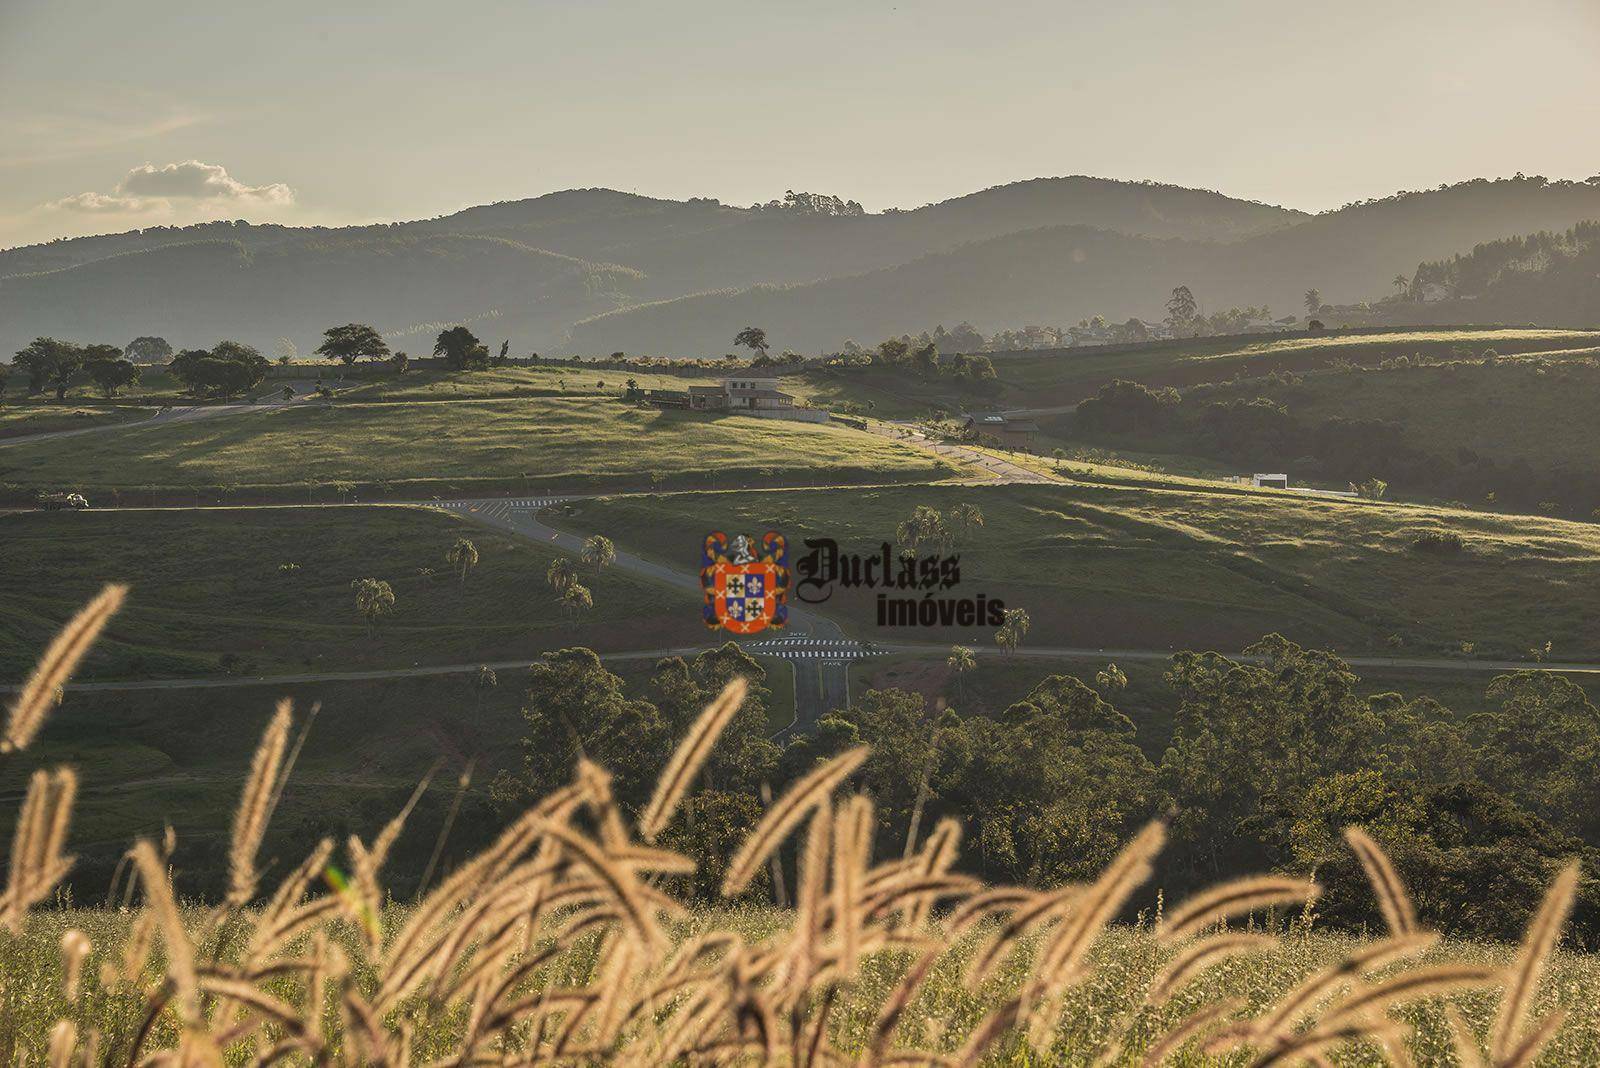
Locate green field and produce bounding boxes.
[561,480,1600,659]
[0,395,946,497]
[1198,355,1600,477]
[0,505,707,679]
[0,403,152,438]
[799,328,1600,417]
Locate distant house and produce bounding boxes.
[1252,473,1289,489]
[962,412,1040,449]
[646,378,824,422]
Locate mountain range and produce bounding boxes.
[5,174,1600,359]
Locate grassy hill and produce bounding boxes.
[797,327,1600,417]
[0,395,946,499]
[0,505,706,680]
[559,480,1600,660]
[1041,343,1600,514]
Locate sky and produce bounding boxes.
[2,0,1598,249]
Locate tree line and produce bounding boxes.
[483,634,1600,942]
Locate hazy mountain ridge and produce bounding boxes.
[5,175,1599,358]
[572,177,1600,353]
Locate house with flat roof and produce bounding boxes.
[646,378,824,422]
[961,412,1040,448]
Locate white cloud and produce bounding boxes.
[120,160,293,204]
[50,191,152,213]
[47,160,295,215]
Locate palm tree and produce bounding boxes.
[948,504,984,545]
[994,607,1031,655]
[947,645,976,697]
[472,665,498,714]
[896,506,950,555]
[546,558,578,594]
[1303,289,1322,316]
[561,582,593,625]
[1391,274,1410,297]
[446,537,479,591]
[581,535,616,575]
[350,578,396,638]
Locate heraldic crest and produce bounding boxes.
[701,531,790,634]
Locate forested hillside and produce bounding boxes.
[7,175,1600,359]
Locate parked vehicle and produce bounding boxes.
[37,491,89,511]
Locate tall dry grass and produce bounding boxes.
[0,585,1587,1065]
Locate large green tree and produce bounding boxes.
[124,336,173,365]
[315,323,391,366]
[87,355,142,398]
[168,341,270,398]
[434,326,489,371]
[13,337,85,400]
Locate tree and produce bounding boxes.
[911,341,939,377]
[948,503,984,544]
[546,558,578,594]
[0,361,9,401]
[168,341,270,398]
[350,578,396,637]
[995,608,1031,654]
[733,327,769,359]
[87,356,141,398]
[581,535,616,575]
[1166,285,1198,326]
[1392,274,1410,297]
[434,326,489,371]
[1304,288,1323,315]
[1095,663,1128,693]
[499,648,665,807]
[561,582,593,624]
[875,339,909,366]
[472,665,498,714]
[13,337,85,400]
[124,336,173,365]
[446,537,479,590]
[315,323,391,366]
[895,506,950,555]
[947,645,977,698]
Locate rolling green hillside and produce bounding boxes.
[798,327,1600,416]
[0,395,945,497]
[560,481,1600,660]
[0,505,705,679]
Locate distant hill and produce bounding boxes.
[0,233,645,356]
[6,174,1600,359]
[572,177,1600,354]
[1376,219,1600,328]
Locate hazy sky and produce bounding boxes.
[3,0,1598,249]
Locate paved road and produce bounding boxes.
[35,634,1600,697]
[0,392,318,451]
[870,422,1058,484]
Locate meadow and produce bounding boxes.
[560,480,1600,660]
[0,594,1588,1067]
[0,395,946,499]
[799,327,1600,418]
[1196,354,1600,478]
[0,504,707,679]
